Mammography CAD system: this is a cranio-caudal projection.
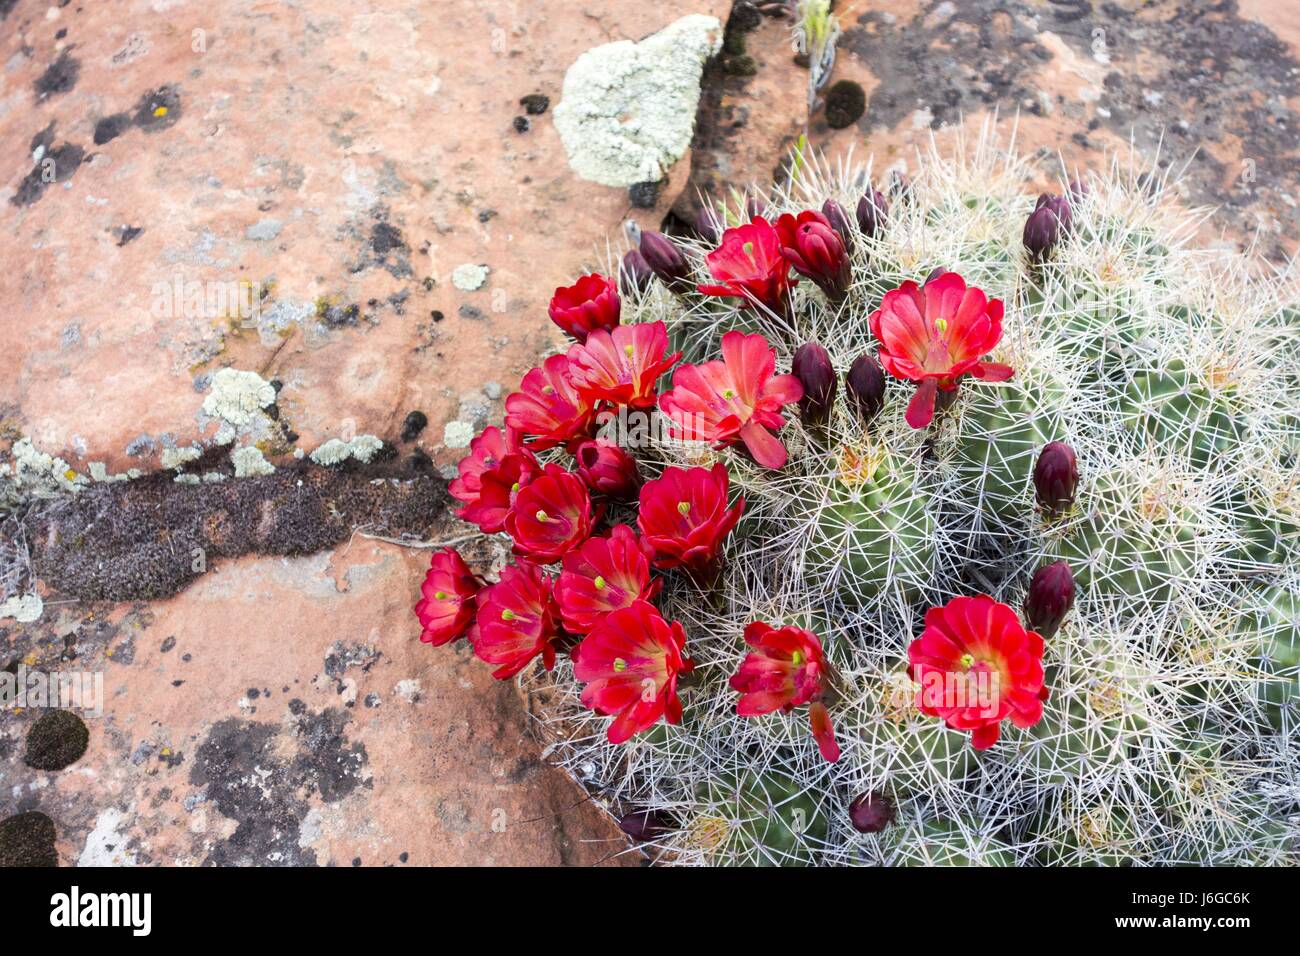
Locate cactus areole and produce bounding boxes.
[416,135,1300,866]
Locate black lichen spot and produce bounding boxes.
[352,856,361,866]
[11,142,85,207]
[34,51,80,99]
[371,221,405,256]
[160,635,177,653]
[519,93,549,115]
[0,811,58,867]
[0,0,20,20]
[399,851,409,863]
[132,85,182,133]
[458,304,482,321]
[24,709,90,771]
[512,115,530,133]
[824,80,866,129]
[400,410,428,443]
[114,224,143,246]
[628,179,664,209]
[93,112,131,145]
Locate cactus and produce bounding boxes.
[497,127,1300,866]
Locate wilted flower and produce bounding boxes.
[856,188,888,241]
[1033,441,1079,516]
[775,210,852,302]
[730,621,840,763]
[618,248,654,297]
[573,600,693,744]
[1023,193,1071,261]
[697,218,795,318]
[414,548,479,646]
[573,439,640,500]
[639,231,693,295]
[821,198,855,254]
[791,341,837,428]
[908,594,1048,751]
[555,524,659,634]
[504,463,595,564]
[847,792,895,834]
[869,271,1013,428]
[1023,560,1076,640]
[505,354,599,451]
[637,463,744,578]
[845,352,886,425]
[548,274,620,342]
[471,561,559,679]
[566,320,681,409]
[658,330,803,469]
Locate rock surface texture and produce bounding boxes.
[1,0,1298,866]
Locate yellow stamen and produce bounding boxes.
[959,653,974,669]
[535,509,549,523]
[677,501,691,516]
[935,318,948,335]
[593,575,606,590]
[501,609,516,621]
[613,657,627,672]
[434,591,448,600]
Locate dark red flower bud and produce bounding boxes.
[573,439,640,500]
[791,341,837,428]
[746,196,768,221]
[618,809,671,842]
[1023,560,1076,640]
[639,230,693,294]
[845,352,886,425]
[821,198,855,255]
[619,248,654,297]
[856,188,889,241]
[1033,441,1078,515]
[776,211,852,301]
[696,208,722,245]
[1068,177,1089,203]
[924,266,948,285]
[848,791,895,833]
[1024,193,1071,261]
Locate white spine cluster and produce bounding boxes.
[522,124,1300,866]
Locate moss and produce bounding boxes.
[24,709,89,771]
[824,80,866,129]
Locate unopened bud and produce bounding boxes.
[639,231,692,294]
[821,198,855,255]
[848,791,895,834]
[792,342,837,428]
[845,353,886,425]
[1023,560,1076,640]
[1033,441,1078,515]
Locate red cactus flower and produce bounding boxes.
[505,354,599,451]
[907,594,1048,751]
[730,621,840,762]
[566,321,681,409]
[470,561,559,679]
[775,210,851,301]
[555,524,660,634]
[548,273,620,343]
[637,463,744,577]
[414,547,480,647]
[697,218,795,317]
[456,448,539,535]
[868,271,1013,429]
[504,463,595,564]
[572,600,693,744]
[573,438,640,500]
[448,426,507,508]
[658,330,803,469]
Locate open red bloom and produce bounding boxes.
[573,600,693,743]
[414,547,480,647]
[573,439,640,500]
[505,463,594,563]
[556,525,660,634]
[470,561,559,679]
[456,448,539,535]
[869,271,1013,428]
[730,622,840,762]
[637,463,744,576]
[448,426,507,508]
[658,330,803,469]
[566,321,681,409]
[697,218,795,317]
[505,354,599,451]
[907,594,1047,751]
[775,210,851,302]
[548,273,620,343]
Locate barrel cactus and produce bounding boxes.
[420,128,1299,865]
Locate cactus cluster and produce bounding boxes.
[452,126,1299,865]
